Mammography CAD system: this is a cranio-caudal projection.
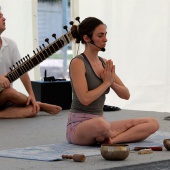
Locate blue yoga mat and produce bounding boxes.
[0,131,168,161]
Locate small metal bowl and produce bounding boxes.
[101,144,130,161]
[163,139,170,150]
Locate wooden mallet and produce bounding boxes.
[62,154,86,162]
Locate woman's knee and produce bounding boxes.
[92,118,111,143]
[149,117,159,132]
[93,117,110,133]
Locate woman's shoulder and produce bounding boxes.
[70,54,85,65]
[75,54,84,59]
[71,54,85,62]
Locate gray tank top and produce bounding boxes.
[69,53,110,115]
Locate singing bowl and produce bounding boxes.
[101,144,130,161]
[163,139,170,150]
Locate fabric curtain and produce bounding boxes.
[71,0,170,112]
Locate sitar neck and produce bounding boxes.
[5,31,73,83]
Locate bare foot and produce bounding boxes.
[37,102,62,115]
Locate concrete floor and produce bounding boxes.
[0,109,170,170]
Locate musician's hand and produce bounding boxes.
[26,94,40,113]
[0,75,10,88]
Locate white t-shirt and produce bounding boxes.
[0,37,21,75]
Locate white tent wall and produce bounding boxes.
[71,0,170,112]
[0,0,169,113]
[0,0,39,95]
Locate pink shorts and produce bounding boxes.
[66,112,103,144]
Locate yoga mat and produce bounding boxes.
[0,143,100,162]
[0,131,169,162]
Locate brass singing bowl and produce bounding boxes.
[101,144,130,161]
[163,139,170,150]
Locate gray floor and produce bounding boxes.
[0,109,170,170]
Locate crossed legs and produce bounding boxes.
[0,87,62,118]
[73,116,159,145]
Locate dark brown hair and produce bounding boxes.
[76,17,104,44]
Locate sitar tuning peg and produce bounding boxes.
[39,46,42,50]
[52,33,57,39]
[63,25,68,32]
[36,48,39,53]
[69,21,74,26]
[42,44,45,48]
[75,17,80,23]
[45,38,49,44]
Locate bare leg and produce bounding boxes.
[0,102,62,118]
[0,105,37,119]
[37,102,62,115]
[107,118,159,144]
[0,87,27,106]
[0,88,62,118]
[73,117,159,145]
[74,117,111,145]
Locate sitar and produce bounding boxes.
[0,21,79,92]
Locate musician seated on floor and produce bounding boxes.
[0,11,62,118]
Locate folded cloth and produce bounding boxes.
[103,105,121,111]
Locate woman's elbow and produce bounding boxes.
[124,93,130,100]
[79,98,91,106]
[120,89,130,100]
[124,91,130,100]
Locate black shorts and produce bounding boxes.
[0,102,16,111]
